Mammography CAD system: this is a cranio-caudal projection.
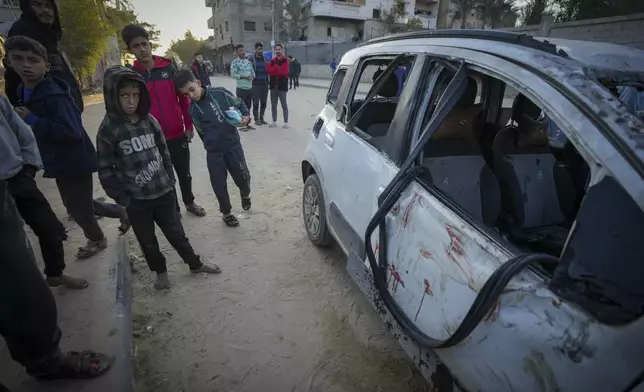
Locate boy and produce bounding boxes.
[6,35,129,260]
[0,93,87,289]
[230,44,255,131]
[96,66,221,290]
[191,51,211,88]
[266,43,289,129]
[121,24,206,217]
[174,69,252,228]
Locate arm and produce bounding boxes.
[26,97,84,142]
[265,59,277,76]
[176,84,194,132]
[279,59,290,78]
[250,60,256,80]
[230,60,241,80]
[227,88,250,117]
[96,123,129,207]
[189,105,205,141]
[149,116,175,183]
[1,97,42,171]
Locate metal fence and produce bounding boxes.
[285,41,358,65]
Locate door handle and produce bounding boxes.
[324,132,334,148]
[312,118,324,138]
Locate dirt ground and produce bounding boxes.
[129,78,430,392]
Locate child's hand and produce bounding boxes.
[15,106,30,119]
[185,128,195,141]
[240,116,251,126]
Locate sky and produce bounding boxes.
[130,0,213,55]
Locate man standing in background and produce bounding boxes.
[191,52,211,88]
[230,44,255,131]
[330,57,337,76]
[249,42,269,127]
[289,56,301,90]
[266,43,289,129]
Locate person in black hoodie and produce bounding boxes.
[6,36,129,260]
[4,0,83,113]
[191,52,211,87]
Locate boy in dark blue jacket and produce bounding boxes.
[174,69,252,227]
[6,36,129,259]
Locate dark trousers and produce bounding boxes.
[166,135,195,207]
[251,83,269,121]
[206,146,251,215]
[236,88,253,118]
[0,180,64,378]
[126,191,202,274]
[56,175,108,242]
[8,170,66,277]
[289,75,299,89]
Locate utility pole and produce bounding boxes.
[271,0,276,51]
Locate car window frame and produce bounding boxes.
[326,68,347,105]
[335,52,425,161]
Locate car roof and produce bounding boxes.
[347,30,644,206]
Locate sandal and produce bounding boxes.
[241,196,251,211]
[38,350,113,380]
[186,203,206,217]
[222,214,239,227]
[47,275,89,290]
[77,238,107,259]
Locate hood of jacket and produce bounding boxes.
[132,55,172,72]
[103,65,151,120]
[18,76,69,104]
[12,0,62,49]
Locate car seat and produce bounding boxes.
[492,94,577,254]
[421,77,501,226]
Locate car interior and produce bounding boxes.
[417,67,591,260]
[348,59,411,150]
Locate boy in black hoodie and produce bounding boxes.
[4,0,83,112]
[6,36,129,259]
[97,66,221,290]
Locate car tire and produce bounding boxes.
[303,174,334,247]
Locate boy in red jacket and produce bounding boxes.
[266,43,290,129]
[121,24,206,217]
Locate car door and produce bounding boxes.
[323,54,422,257]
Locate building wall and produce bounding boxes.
[502,13,644,50]
[208,0,281,51]
[304,16,362,41]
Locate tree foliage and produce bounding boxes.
[451,0,479,28]
[58,0,160,77]
[59,0,113,77]
[478,0,518,28]
[168,30,207,63]
[282,0,306,41]
[553,0,644,22]
[380,0,406,34]
[520,0,549,25]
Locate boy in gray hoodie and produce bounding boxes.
[96,66,221,290]
[0,94,87,289]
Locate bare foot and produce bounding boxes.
[190,263,222,274]
[47,275,89,290]
[154,272,171,290]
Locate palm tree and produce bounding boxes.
[479,0,518,28]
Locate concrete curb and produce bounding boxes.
[108,234,134,392]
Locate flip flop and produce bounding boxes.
[223,214,239,227]
[37,350,113,380]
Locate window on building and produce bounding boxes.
[264,21,272,31]
[244,21,257,32]
[225,20,229,31]
[327,26,332,37]
[372,8,381,18]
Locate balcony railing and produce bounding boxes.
[207,16,214,29]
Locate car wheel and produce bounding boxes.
[303,174,333,247]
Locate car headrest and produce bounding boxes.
[512,94,542,126]
[372,67,400,98]
[458,77,478,107]
[432,104,481,142]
